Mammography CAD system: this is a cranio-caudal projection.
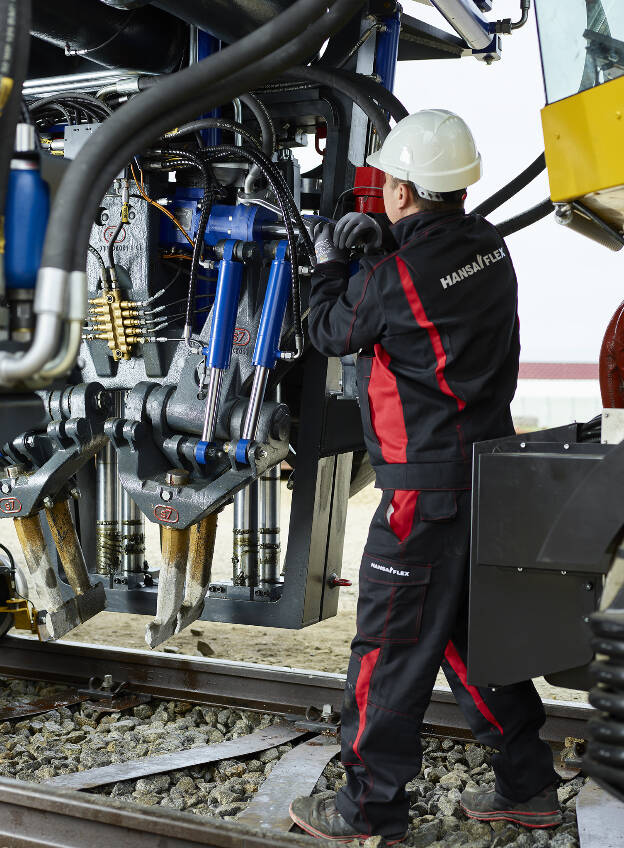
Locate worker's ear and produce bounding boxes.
[397,182,412,210]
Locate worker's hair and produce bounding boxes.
[389,176,466,211]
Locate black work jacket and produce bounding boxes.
[308,210,520,490]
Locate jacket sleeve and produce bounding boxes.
[308,258,386,357]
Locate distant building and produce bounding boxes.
[512,363,601,431]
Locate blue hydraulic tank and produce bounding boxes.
[253,240,291,369]
[375,7,402,94]
[5,161,50,290]
[205,240,243,370]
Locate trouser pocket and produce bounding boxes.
[356,552,431,644]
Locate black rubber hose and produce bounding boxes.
[494,198,554,238]
[41,0,365,273]
[29,93,113,119]
[280,66,391,142]
[472,152,546,218]
[0,0,31,262]
[52,0,363,270]
[320,67,408,122]
[167,118,261,149]
[240,93,275,156]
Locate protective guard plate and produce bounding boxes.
[468,436,606,688]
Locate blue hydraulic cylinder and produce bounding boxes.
[197,30,222,147]
[253,241,291,369]
[375,7,402,94]
[5,162,50,289]
[205,240,244,370]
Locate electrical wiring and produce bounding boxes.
[130,162,195,248]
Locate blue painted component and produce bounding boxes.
[195,440,211,465]
[5,164,50,289]
[235,439,250,464]
[206,204,276,246]
[252,241,291,369]
[205,239,243,370]
[375,8,402,94]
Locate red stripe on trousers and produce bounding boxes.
[395,256,466,412]
[368,344,408,463]
[444,640,504,735]
[388,490,420,543]
[353,647,381,759]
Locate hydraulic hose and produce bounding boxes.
[240,93,275,193]
[0,0,31,298]
[472,152,546,218]
[201,145,305,353]
[163,148,217,341]
[280,66,391,142]
[494,198,554,239]
[315,67,408,122]
[240,94,275,157]
[167,119,261,149]
[42,0,365,274]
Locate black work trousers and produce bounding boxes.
[336,488,557,838]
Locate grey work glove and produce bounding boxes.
[333,212,383,251]
[313,221,348,264]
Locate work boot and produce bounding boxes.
[461,785,562,828]
[289,793,406,844]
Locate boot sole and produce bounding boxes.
[289,805,406,844]
[461,803,562,829]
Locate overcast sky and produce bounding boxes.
[377,2,624,362]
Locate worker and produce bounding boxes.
[289,110,561,842]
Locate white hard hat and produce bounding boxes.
[367,109,482,197]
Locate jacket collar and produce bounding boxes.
[390,209,466,245]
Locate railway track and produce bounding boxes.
[0,634,601,848]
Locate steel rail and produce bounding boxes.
[0,635,593,742]
[0,777,318,848]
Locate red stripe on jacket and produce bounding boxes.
[388,490,420,543]
[444,641,504,735]
[395,256,466,412]
[353,647,381,759]
[368,344,409,463]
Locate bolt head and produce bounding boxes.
[161,490,172,501]
[43,496,54,509]
[70,487,81,500]
[256,447,267,459]
[0,483,10,494]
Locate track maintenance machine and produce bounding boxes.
[0,0,622,802]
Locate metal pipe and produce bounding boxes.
[201,370,224,443]
[241,366,270,442]
[233,484,258,588]
[120,489,145,577]
[232,98,243,146]
[96,392,120,578]
[24,70,143,98]
[428,0,493,50]
[259,464,280,586]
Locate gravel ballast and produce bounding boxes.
[0,676,585,846]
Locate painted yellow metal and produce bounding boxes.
[541,75,624,203]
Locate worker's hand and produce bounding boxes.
[313,221,348,264]
[334,212,382,251]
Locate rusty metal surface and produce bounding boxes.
[146,525,191,648]
[0,776,317,848]
[237,735,340,831]
[0,688,86,720]
[0,635,593,742]
[177,513,218,633]
[47,723,306,791]
[45,500,92,596]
